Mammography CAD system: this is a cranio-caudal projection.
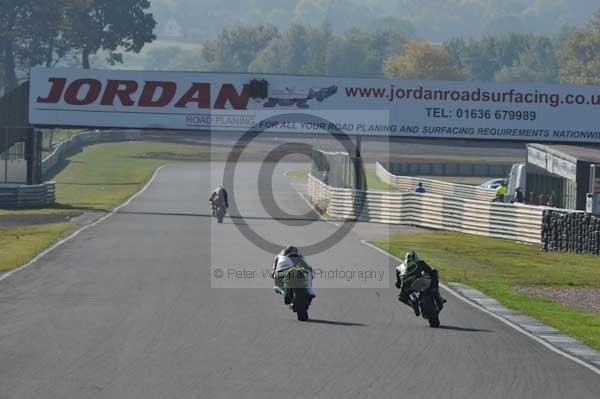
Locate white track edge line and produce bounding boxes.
[359,239,600,376]
[0,164,171,283]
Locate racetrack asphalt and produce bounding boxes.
[1,162,598,399]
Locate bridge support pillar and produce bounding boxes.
[25,130,43,185]
[352,135,366,190]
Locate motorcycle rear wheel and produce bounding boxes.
[292,289,309,321]
[428,315,440,328]
[216,206,225,223]
[419,293,440,328]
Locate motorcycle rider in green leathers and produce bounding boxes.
[396,251,446,316]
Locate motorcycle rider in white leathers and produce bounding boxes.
[272,246,316,305]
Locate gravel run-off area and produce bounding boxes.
[515,286,600,315]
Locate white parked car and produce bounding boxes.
[480,178,505,190]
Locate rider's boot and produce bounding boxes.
[409,293,420,316]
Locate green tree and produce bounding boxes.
[0,0,28,91]
[558,9,600,84]
[494,36,559,83]
[326,29,408,77]
[32,0,71,68]
[384,41,465,80]
[0,0,71,92]
[446,33,545,82]
[64,0,156,69]
[1,1,49,90]
[248,24,329,75]
[202,24,280,72]
[300,22,331,75]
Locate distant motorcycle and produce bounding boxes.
[409,275,441,328]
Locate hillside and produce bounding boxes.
[150,0,599,42]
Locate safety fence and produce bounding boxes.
[0,181,55,208]
[376,162,497,202]
[308,174,544,244]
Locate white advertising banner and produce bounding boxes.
[29,67,600,143]
[527,146,577,180]
[548,154,577,181]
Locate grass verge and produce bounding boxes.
[371,231,600,350]
[364,167,398,191]
[54,141,210,211]
[0,223,74,272]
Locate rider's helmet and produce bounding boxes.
[282,245,299,256]
[405,250,418,263]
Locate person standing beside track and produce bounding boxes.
[495,180,507,202]
[512,187,524,203]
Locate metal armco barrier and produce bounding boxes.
[376,162,497,201]
[0,182,55,208]
[308,174,544,244]
[542,210,599,255]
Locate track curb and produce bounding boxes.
[448,282,600,370]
